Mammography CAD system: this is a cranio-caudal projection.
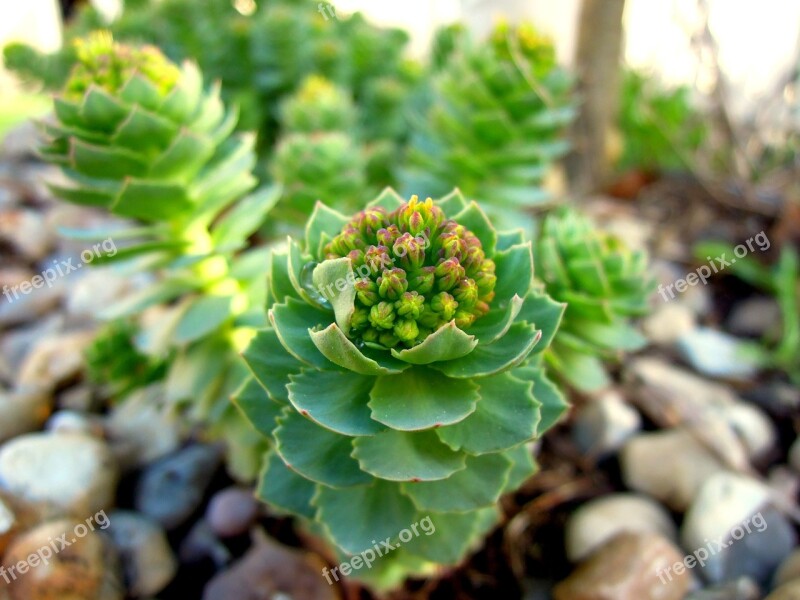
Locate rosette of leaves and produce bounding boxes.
[270,76,369,231]
[39,33,279,479]
[535,208,653,392]
[236,190,568,589]
[402,21,576,231]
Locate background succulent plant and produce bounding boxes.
[401,21,576,231]
[535,208,654,392]
[237,189,569,589]
[39,33,279,478]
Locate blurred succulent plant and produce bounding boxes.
[39,33,279,479]
[535,208,654,391]
[85,320,168,400]
[237,189,568,589]
[402,20,576,231]
[270,76,370,232]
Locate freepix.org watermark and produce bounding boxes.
[0,510,111,585]
[656,511,768,584]
[657,231,770,302]
[322,515,436,584]
[2,237,117,303]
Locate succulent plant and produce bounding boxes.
[39,33,279,479]
[269,76,370,233]
[237,189,568,589]
[535,208,653,392]
[402,21,576,231]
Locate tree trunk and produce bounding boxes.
[568,0,627,193]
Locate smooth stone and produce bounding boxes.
[135,444,221,530]
[685,577,760,600]
[0,432,117,519]
[790,437,800,474]
[1,518,122,600]
[766,581,800,600]
[0,387,52,444]
[18,330,96,391]
[65,269,144,322]
[774,549,800,588]
[720,402,777,462]
[0,314,64,382]
[105,511,177,597]
[553,532,691,600]
[105,385,181,471]
[571,391,641,458]
[565,493,677,562]
[202,530,336,600]
[46,410,104,438]
[0,268,63,328]
[642,302,696,345]
[727,297,781,337]
[0,208,53,261]
[207,487,260,538]
[743,382,800,418]
[681,473,796,585]
[0,494,16,555]
[676,328,762,380]
[621,428,729,511]
[179,520,231,567]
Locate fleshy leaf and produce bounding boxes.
[432,323,541,378]
[567,318,647,351]
[269,298,331,369]
[401,453,512,512]
[390,321,477,364]
[231,376,283,439]
[494,242,534,302]
[111,180,193,221]
[149,129,215,182]
[111,105,178,154]
[402,508,499,564]
[70,138,148,179]
[274,408,370,488]
[436,371,540,454]
[268,249,296,305]
[314,479,418,554]
[516,291,566,352]
[257,450,316,519]
[368,368,478,431]
[305,201,350,259]
[513,365,570,433]
[501,443,539,493]
[496,229,525,251]
[434,188,469,215]
[452,201,496,255]
[366,187,406,211]
[242,327,303,404]
[80,86,129,132]
[549,347,610,392]
[211,185,281,249]
[464,294,524,344]
[288,370,383,436]
[309,324,407,375]
[172,294,233,344]
[311,257,355,335]
[352,430,466,481]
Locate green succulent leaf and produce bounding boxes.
[402,453,512,512]
[111,180,193,221]
[312,257,356,334]
[288,370,383,436]
[434,188,469,214]
[172,294,233,344]
[257,450,316,519]
[70,138,148,179]
[274,408,371,488]
[496,229,526,251]
[368,368,479,431]
[502,443,539,493]
[432,323,541,378]
[436,371,540,454]
[494,242,534,302]
[353,430,466,482]
[148,129,215,182]
[268,249,297,305]
[465,294,524,344]
[314,479,418,554]
[231,376,283,440]
[310,324,408,375]
[211,185,281,249]
[111,105,178,153]
[451,201,496,255]
[305,201,350,259]
[79,86,129,131]
[516,291,566,352]
[390,321,477,364]
[269,298,331,369]
[402,508,499,564]
[242,327,302,404]
[366,187,407,211]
